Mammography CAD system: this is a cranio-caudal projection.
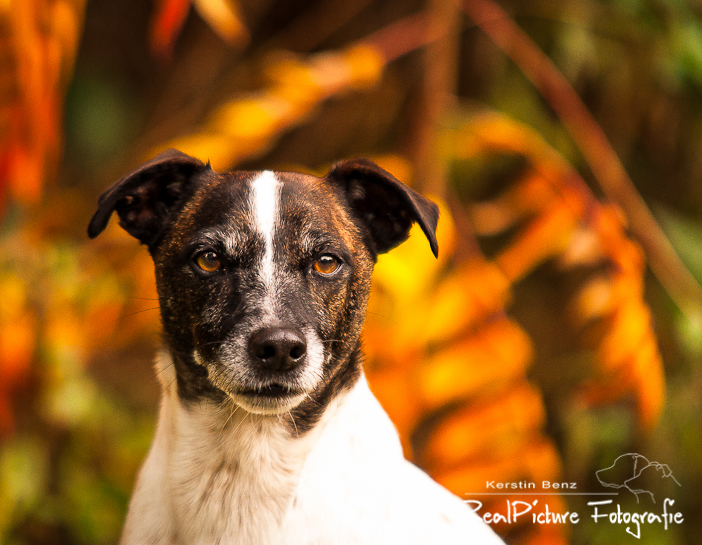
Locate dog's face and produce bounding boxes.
[151,169,377,417]
[89,150,438,428]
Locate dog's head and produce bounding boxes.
[89,149,438,427]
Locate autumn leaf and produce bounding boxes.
[193,0,249,47]
[149,0,192,58]
[150,0,249,58]
[0,0,86,210]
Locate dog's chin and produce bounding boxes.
[230,386,308,415]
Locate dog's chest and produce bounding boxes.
[168,406,313,543]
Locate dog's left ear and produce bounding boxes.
[327,159,439,258]
[87,149,208,247]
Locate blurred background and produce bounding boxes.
[1,0,701,543]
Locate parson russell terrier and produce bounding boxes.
[88,149,504,544]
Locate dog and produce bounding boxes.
[88,149,504,544]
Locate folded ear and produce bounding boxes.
[87,149,208,246]
[327,159,439,258]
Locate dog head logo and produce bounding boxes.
[596,453,681,503]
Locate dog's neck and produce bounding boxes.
[150,351,339,543]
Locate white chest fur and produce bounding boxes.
[120,353,504,544]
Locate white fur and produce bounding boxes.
[250,170,280,318]
[120,353,504,544]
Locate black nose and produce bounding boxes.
[248,327,307,371]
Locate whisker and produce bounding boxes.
[196,340,227,349]
[220,403,240,436]
[287,410,299,437]
[122,307,161,318]
[303,392,322,408]
[151,361,174,384]
[231,409,251,436]
[161,376,178,395]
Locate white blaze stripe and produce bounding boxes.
[250,171,280,298]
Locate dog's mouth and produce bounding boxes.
[241,383,303,398]
[231,382,308,415]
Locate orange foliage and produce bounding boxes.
[150,0,249,58]
[419,319,533,408]
[455,111,665,428]
[192,0,249,47]
[150,0,192,58]
[0,275,36,435]
[159,44,384,169]
[0,0,86,209]
[426,383,546,467]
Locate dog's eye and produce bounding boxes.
[194,251,222,273]
[313,254,341,275]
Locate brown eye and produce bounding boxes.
[195,251,222,273]
[313,254,341,275]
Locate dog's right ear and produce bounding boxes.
[327,159,439,259]
[87,149,208,246]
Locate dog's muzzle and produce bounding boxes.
[216,325,314,414]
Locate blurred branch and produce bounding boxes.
[461,0,702,322]
[407,0,461,198]
[266,0,374,52]
[359,11,436,63]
